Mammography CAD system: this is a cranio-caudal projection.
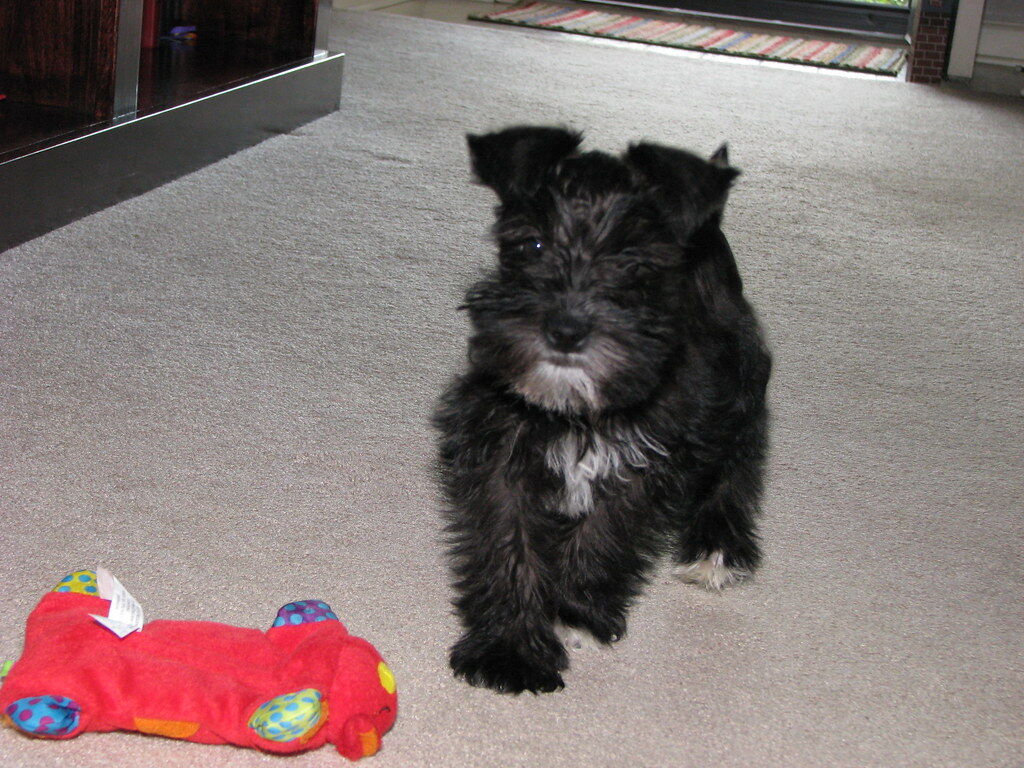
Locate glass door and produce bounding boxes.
[608,0,911,38]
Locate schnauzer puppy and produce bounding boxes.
[432,126,771,694]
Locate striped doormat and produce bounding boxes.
[470,1,907,76]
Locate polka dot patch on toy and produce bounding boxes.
[249,689,323,742]
[272,601,339,628]
[5,695,81,737]
[52,571,99,596]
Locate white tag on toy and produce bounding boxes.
[89,567,145,638]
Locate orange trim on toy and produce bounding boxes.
[133,718,201,739]
[298,699,329,745]
[358,727,380,757]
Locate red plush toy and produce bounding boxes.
[0,570,397,760]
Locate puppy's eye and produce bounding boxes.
[622,260,655,278]
[516,238,545,257]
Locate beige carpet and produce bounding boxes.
[1,9,1022,767]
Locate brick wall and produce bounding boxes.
[908,0,952,83]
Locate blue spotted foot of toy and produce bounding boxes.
[249,689,324,743]
[52,570,99,596]
[5,696,81,737]
[272,600,338,628]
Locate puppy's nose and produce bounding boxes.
[543,313,592,353]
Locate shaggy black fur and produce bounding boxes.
[432,126,771,694]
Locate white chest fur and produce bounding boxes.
[544,426,666,517]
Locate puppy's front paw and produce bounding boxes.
[555,621,605,651]
[449,635,565,695]
[557,604,626,646]
[673,550,750,590]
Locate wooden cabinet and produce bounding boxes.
[1,2,120,116]
[1,2,121,155]
[138,0,321,115]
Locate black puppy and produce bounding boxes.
[433,126,771,694]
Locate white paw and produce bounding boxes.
[554,620,603,651]
[673,551,749,591]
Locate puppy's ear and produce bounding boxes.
[625,141,740,240]
[467,126,583,203]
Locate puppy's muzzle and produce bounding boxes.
[543,311,592,354]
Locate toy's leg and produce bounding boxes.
[249,689,325,744]
[338,714,382,760]
[252,602,335,746]
[4,696,81,737]
[52,570,99,595]
[272,601,339,627]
